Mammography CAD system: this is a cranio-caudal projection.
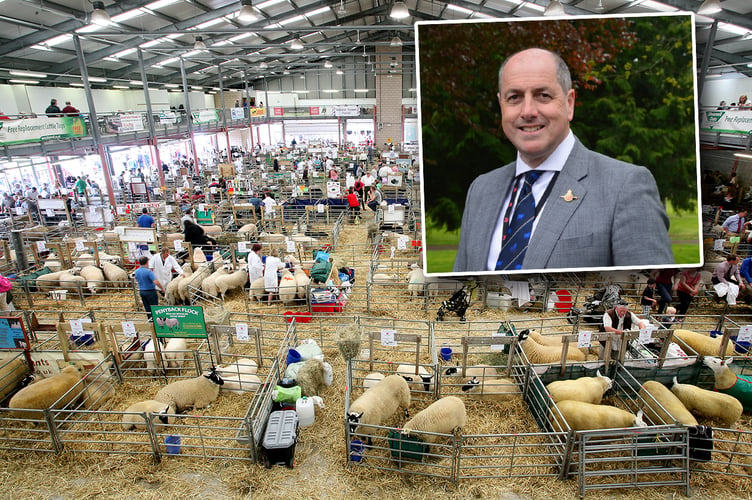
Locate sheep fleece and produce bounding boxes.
[402,396,466,444]
[155,375,221,412]
[9,365,82,419]
[296,358,328,397]
[349,375,410,438]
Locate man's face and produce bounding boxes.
[498,50,575,168]
[616,306,628,318]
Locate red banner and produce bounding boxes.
[309,107,319,116]
[273,107,284,116]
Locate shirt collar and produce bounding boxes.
[515,130,575,176]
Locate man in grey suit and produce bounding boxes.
[453,48,673,273]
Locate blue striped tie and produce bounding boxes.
[495,171,541,270]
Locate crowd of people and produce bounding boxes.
[717,94,751,110]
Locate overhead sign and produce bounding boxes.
[701,109,752,134]
[250,107,266,117]
[118,113,145,132]
[231,107,245,120]
[332,105,360,117]
[151,305,207,339]
[0,116,87,145]
[191,109,219,124]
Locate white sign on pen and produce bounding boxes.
[46,209,55,217]
[121,321,136,337]
[174,240,184,251]
[397,238,407,250]
[198,203,206,212]
[738,325,752,343]
[36,241,47,252]
[577,331,592,349]
[714,239,725,251]
[70,320,85,336]
[237,241,248,252]
[381,329,397,347]
[638,327,652,344]
[75,240,86,252]
[388,204,395,214]
[317,204,324,213]
[286,240,296,253]
[236,323,249,341]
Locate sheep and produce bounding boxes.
[0,357,30,402]
[293,265,310,299]
[406,264,425,297]
[100,262,129,290]
[672,329,735,357]
[201,264,231,297]
[165,263,193,305]
[179,263,211,303]
[372,273,399,284]
[121,399,176,431]
[396,364,435,393]
[671,376,743,426]
[58,272,86,293]
[8,365,83,419]
[35,270,69,290]
[142,338,165,374]
[401,396,466,446]
[461,377,520,401]
[546,371,613,404]
[638,380,698,426]
[348,374,411,444]
[154,367,224,413]
[521,336,588,364]
[249,276,266,302]
[702,357,752,412]
[363,372,385,389]
[528,330,565,347]
[217,358,261,394]
[259,232,286,243]
[43,252,63,272]
[77,265,106,295]
[552,400,646,432]
[201,224,222,235]
[237,223,257,238]
[296,358,333,397]
[164,338,188,374]
[215,265,249,300]
[443,364,498,379]
[277,269,298,304]
[80,362,115,410]
[192,247,207,264]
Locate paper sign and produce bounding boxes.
[121,321,136,337]
[237,241,248,252]
[15,207,23,215]
[317,204,324,213]
[235,323,249,341]
[198,203,206,212]
[286,240,296,253]
[210,187,217,194]
[70,320,85,337]
[114,226,125,235]
[490,330,505,352]
[165,205,173,214]
[174,240,184,251]
[388,204,395,214]
[738,325,752,343]
[397,238,407,250]
[638,327,652,344]
[127,242,137,252]
[577,331,592,348]
[730,236,741,243]
[381,329,397,347]
[714,239,725,251]
[36,241,47,252]
[75,240,86,252]
[46,208,55,217]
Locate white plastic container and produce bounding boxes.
[296,396,315,428]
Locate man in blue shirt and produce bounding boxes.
[137,208,155,228]
[740,257,752,287]
[134,255,165,319]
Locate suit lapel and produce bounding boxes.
[523,141,591,269]
[475,165,516,269]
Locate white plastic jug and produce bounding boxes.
[296,396,315,428]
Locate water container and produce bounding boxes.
[165,434,181,454]
[296,397,315,428]
[440,347,453,362]
[350,439,365,462]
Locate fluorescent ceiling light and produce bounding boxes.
[111,9,144,23]
[129,80,145,85]
[159,57,180,65]
[446,4,473,15]
[164,83,180,88]
[44,34,73,47]
[86,76,107,82]
[294,90,309,94]
[193,18,225,29]
[112,85,130,89]
[390,1,409,19]
[192,86,203,89]
[212,87,221,91]
[10,70,46,78]
[90,1,112,25]
[698,0,722,15]
[718,22,749,37]
[279,14,305,25]
[256,0,285,8]
[70,82,85,87]
[169,89,183,92]
[76,24,103,33]
[639,0,677,11]
[8,79,38,84]
[409,88,416,91]
[734,153,752,160]
[322,89,339,93]
[307,6,330,16]
[183,50,204,58]
[144,0,179,9]
[353,89,370,93]
[208,91,217,94]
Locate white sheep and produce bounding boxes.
[443,364,499,379]
[0,357,30,402]
[122,399,175,430]
[154,367,224,413]
[215,265,249,300]
[673,329,735,357]
[671,376,743,426]
[216,358,261,394]
[401,396,467,445]
[192,247,207,264]
[521,336,589,364]
[363,372,385,389]
[461,377,520,401]
[100,262,129,290]
[35,270,69,290]
[58,272,86,293]
[179,263,211,303]
[164,338,188,374]
[237,223,258,237]
[249,276,266,302]
[165,263,193,305]
[80,361,115,410]
[702,357,752,412]
[9,365,83,419]
[43,252,63,272]
[296,358,333,397]
[277,269,298,304]
[546,371,613,404]
[406,264,425,297]
[293,265,310,299]
[552,400,646,432]
[201,264,231,297]
[639,380,698,426]
[348,374,411,444]
[396,364,435,393]
[77,265,106,295]
[372,273,399,284]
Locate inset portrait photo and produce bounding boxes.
[417,13,702,275]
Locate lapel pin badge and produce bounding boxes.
[560,189,578,202]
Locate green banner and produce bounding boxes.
[151,305,207,339]
[0,116,87,145]
[700,109,752,135]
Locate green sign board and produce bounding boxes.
[151,305,207,339]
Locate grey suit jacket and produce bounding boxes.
[453,138,674,272]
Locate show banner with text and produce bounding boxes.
[151,305,208,339]
[0,116,87,145]
[701,109,752,134]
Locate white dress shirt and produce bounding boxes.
[486,131,576,270]
[149,253,183,287]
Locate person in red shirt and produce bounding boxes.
[345,186,360,223]
[61,101,79,116]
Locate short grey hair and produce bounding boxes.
[498,48,572,94]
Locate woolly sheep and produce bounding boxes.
[142,338,164,374]
[406,264,425,297]
[396,364,435,393]
[179,263,211,303]
[521,336,588,364]
[78,265,106,295]
[296,358,333,397]
[192,247,207,264]
[80,362,115,410]
[671,376,743,426]
[215,265,249,300]
[154,368,224,413]
[673,329,735,357]
[639,380,698,426]
[348,374,411,444]
[278,269,298,304]
[237,223,257,237]
[528,330,565,347]
[546,371,613,404]
[363,372,385,389]
[0,357,30,402]
[216,358,260,394]
[461,377,520,401]
[553,400,646,432]
[165,263,193,305]
[9,365,83,419]
[122,399,175,430]
[164,338,188,374]
[293,265,310,299]
[201,265,231,297]
[249,276,266,302]
[35,270,69,289]
[100,262,129,290]
[703,357,752,412]
[260,232,286,243]
[402,396,467,446]
[443,364,498,379]
[44,252,63,272]
[372,273,399,284]
[58,272,86,293]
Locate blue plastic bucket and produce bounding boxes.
[350,439,365,462]
[165,435,181,454]
[440,347,453,362]
[286,348,302,365]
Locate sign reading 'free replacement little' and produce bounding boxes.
[151,306,207,339]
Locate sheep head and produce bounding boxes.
[347,412,364,434]
[204,367,225,386]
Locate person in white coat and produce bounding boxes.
[248,243,264,282]
[149,247,184,288]
[263,249,286,305]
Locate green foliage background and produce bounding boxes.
[419,16,698,235]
